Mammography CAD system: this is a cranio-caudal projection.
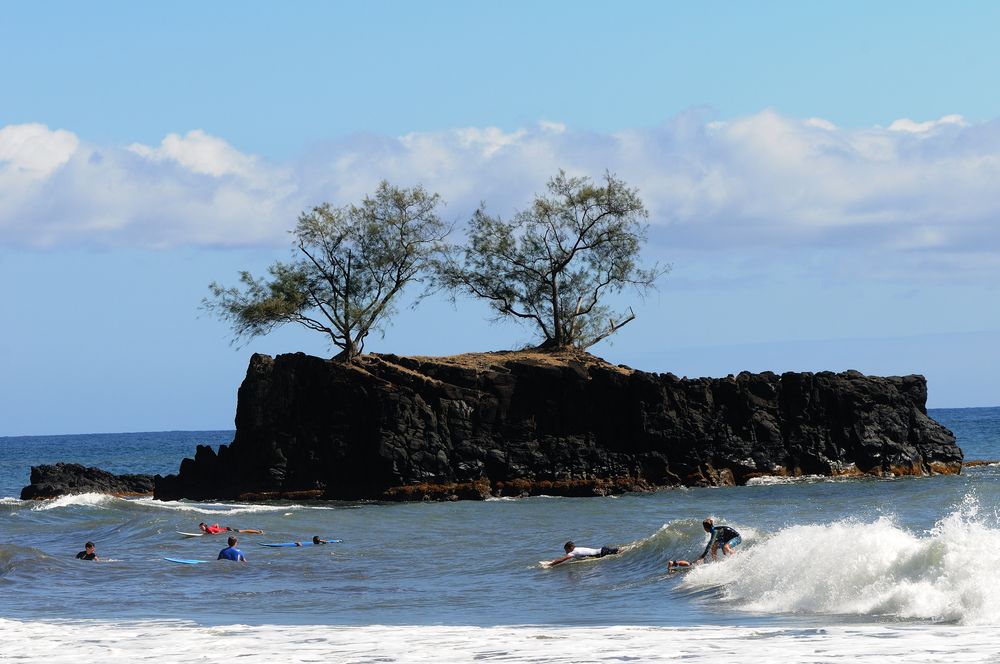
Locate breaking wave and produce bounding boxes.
[680,496,1000,624]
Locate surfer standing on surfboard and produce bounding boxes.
[548,540,621,566]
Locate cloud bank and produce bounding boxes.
[3,111,1000,262]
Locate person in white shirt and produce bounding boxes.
[548,540,620,566]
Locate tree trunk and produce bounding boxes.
[549,277,562,347]
[333,341,360,363]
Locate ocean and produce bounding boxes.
[1,407,999,662]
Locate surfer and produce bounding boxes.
[548,540,620,566]
[295,536,330,546]
[217,536,247,562]
[75,541,98,561]
[199,522,264,535]
[667,519,741,570]
[698,518,741,561]
[199,522,226,534]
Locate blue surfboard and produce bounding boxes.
[258,538,343,547]
[164,557,209,564]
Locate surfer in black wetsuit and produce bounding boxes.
[75,541,98,561]
[698,518,741,561]
[667,518,741,570]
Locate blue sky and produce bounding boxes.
[3,1,1000,435]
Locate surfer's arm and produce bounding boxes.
[697,534,715,561]
[548,555,572,566]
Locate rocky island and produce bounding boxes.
[20,463,154,500]
[149,350,962,502]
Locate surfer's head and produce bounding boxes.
[313,536,322,545]
[199,522,208,532]
[84,541,95,551]
[703,518,714,532]
[228,536,237,546]
[564,541,575,553]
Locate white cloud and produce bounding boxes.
[887,114,966,133]
[0,124,301,248]
[0,123,79,179]
[127,130,265,181]
[4,113,1000,270]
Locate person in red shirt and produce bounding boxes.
[198,522,264,535]
[199,522,228,534]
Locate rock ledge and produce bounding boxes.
[152,350,962,501]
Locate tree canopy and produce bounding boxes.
[437,171,667,350]
[205,181,447,361]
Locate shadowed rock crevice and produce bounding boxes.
[153,350,962,502]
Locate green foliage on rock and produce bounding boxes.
[437,171,667,349]
[205,182,447,361]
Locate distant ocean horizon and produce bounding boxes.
[2,407,998,662]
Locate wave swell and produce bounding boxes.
[680,497,1000,624]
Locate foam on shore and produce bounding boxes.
[2,619,998,663]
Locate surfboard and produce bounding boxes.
[258,538,343,547]
[177,531,204,538]
[540,556,600,568]
[164,557,208,564]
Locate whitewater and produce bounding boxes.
[1,408,999,662]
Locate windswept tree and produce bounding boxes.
[438,171,667,350]
[205,181,447,362]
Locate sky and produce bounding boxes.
[3,1,1000,435]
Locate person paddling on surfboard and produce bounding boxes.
[294,536,330,546]
[199,522,264,535]
[548,541,621,566]
[667,518,741,570]
[218,536,247,563]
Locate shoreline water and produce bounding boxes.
[1,408,998,661]
[4,620,1000,663]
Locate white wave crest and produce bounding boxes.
[131,498,332,515]
[680,497,1000,624]
[745,474,862,486]
[2,619,1000,663]
[30,493,115,510]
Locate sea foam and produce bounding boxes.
[29,492,115,510]
[680,497,1000,624]
[2,619,999,663]
[131,497,330,515]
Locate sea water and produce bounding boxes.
[1,408,998,662]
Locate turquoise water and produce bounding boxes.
[1,408,998,631]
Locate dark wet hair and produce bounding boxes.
[564,541,575,551]
[312,536,321,544]
[228,536,237,546]
[85,541,95,549]
[703,519,714,531]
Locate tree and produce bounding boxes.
[205,182,447,362]
[437,171,667,350]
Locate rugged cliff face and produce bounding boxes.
[153,350,962,501]
[21,463,154,499]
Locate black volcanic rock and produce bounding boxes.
[154,351,963,502]
[21,463,154,500]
